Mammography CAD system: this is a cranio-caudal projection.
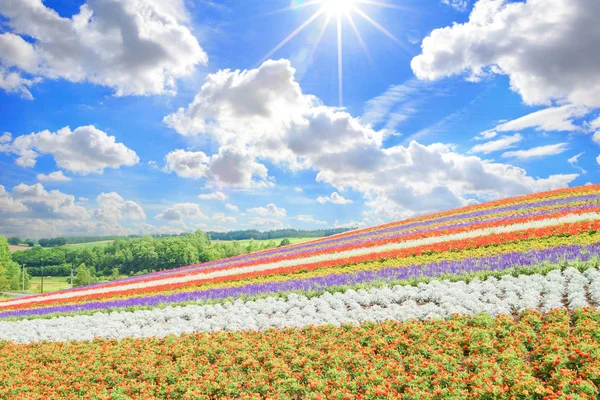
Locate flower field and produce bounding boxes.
[2,185,600,398]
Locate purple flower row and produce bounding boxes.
[4,241,598,320]
[91,195,600,290]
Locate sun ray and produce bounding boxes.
[259,0,322,18]
[356,0,416,12]
[337,14,343,107]
[346,12,373,65]
[351,6,409,53]
[260,8,326,63]
[309,14,332,64]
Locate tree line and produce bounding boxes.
[8,228,353,248]
[7,231,300,287]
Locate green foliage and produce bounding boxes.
[7,237,21,245]
[0,236,30,291]
[38,237,67,247]
[109,268,120,281]
[278,238,291,247]
[7,230,316,280]
[73,264,93,287]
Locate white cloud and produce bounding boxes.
[94,192,146,222]
[475,130,498,141]
[297,215,328,225]
[36,171,71,182]
[225,203,239,212]
[156,203,207,223]
[568,153,584,165]
[199,191,228,201]
[442,0,470,11]
[361,79,435,130]
[165,150,210,179]
[5,183,90,220]
[0,132,11,143]
[469,134,523,154]
[164,148,270,187]
[412,0,600,107]
[488,105,590,134]
[317,192,353,205]
[164,59,579,221]
[333,220,366,229]
[2,125,139,174]
[568,152,587,174]
[294,187,304,192]
[0,185,155,238]
[0,0,207,97]
[248,203,287,217]
[0,185,29,214]
[502,143,570,160]
[593,132,600,145]
[212,213,236,224]
[249,217,285,229]
[597,155,600,165]
[0,66,40,99]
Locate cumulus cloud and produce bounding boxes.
[297,215,328,225]
[502,143,570,160]
[1,126,139,174]
[199,191,228,201]
[317,192,353,205]
[156,203,206,223]
[442,0,470,11]
[164,148,269,187]
[94,192,146,222]
[225,203,239,212]
[470,134,523,154]
[0,67,40,99]
[412,0,600,107]
[212,213,236,224]
[0,0,207,97]
[164,59,579,221]
[36,171,71,182]
[0,184,154,238]
[249,217,285,229]
[0,132,11,143]
[248,203,287,217]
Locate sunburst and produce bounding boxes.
[262,0,408,106]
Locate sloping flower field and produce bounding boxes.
[2,185,600,399]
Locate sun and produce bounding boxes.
[321,0,357,15]
[262,0,409,106]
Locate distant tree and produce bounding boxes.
[0,236,11,290]
[109,268,120,281]
[0,236,30,291]
[24,239,34,247]
[7,237,21,245]
[73,264,93,287]
[278,238,291,247]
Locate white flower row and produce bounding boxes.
[1,267,598,344]
[3,212,598,309]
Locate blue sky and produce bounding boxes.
[0,0,599,238]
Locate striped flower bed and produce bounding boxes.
[2,185,600,399]
[1,185,600,320]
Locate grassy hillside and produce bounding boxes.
[1,185,600,398]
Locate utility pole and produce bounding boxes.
[22,263,26,293]
[41,258,44,294]
[70,268,74,288]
